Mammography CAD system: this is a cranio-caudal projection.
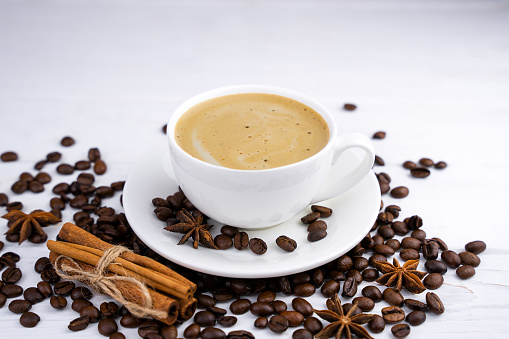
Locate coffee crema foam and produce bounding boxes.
[175,93,330,170]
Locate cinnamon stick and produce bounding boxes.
[49,251,179,325]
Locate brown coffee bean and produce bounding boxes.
[138,320,161,337]
[292,328,313,339]
[227,330,254,339]
[368,314,385,333]
[214,234,233,250]
[291,272,311,285]
[343,103,357,111]
[120,313,141,328]
[307,220,327,233]
[197,294,216,309]
[227,299,250,315]
[23,287,44,304]
[218,225,237,238]
[276,235,297,252]
[346,270,363,284]
[9,299,32,313]
[459,251,481,267]
[98,318,118,336]
[404,298,427,311]
[92,159,107,175]
[302,317,322,334]
[374,155,385,166]
[310,205,333,217]
[213,289,233,302]
[36,281,53,297]
[369,254,387,267]
[426,292,445,314]
[59,136,75,146]
[57,164,75,175]
[456,265,476,279]
[19,311,40,328]
[71,298,92,312]
[50,295,67,309]
[383,288,404,306]
[0,294,6,308]
[336,255,353,271]
[422,240,440,260]
[1,284,23,298]
[2,267,22,284]
[200,327,226,339]
[292,298,313,317]
[377,212,394,225]
[352,296,375,311]
[268,314,289,333]
[372,234,384,246]
[278,276,292,295]
[11,181,27,194]
[410,168,430,178]
[392,323,411,338]
[379,181,390,194]
[373,244,395,256]
[0,192,8,206]
[377,172,391,184]
[402,161,417,169]
[216,315,237,327]
[430,237,448,250]
[373,131,386,139]
[54,281,75,296]
[280,310,304,327]
[1,151,18,162]
[434,161,447,169]
[382,306,405,323]
[250,302,274,317]
[160,325,178,339]
[71,286,93,300]
[248,238,267,255]
[80,305,102,322]
[406,310,426,326]
[400,237,421,250]
[425,260,448,274]
[418,158,433,167]
[308,230,327,242]
[391,221,408,236]
[100,301,119,318]
[293,283,315,297]
[423,272,444,289]
[28,180,44,193]
[390,186,409,198]
[254,316,268,328]
[257,290,276,303]
[465,240,486,254]
[233,232,249,250]
[397,248,418,261]
[6,201,23,211]
[320,280,340,298]
[69,316,90,331]
[352,256,369,271]
[378,225,395,239]
[362,285,382,302]
[341,277,357,298]
[301,211,320,224]
[88,148,101,162]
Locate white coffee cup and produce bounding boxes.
[167,85,375,229]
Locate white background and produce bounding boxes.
[0,0,508,338]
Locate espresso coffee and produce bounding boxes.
[175,93,329,170]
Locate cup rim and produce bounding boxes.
[167,84,337,173]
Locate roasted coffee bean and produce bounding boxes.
[120,313,141,328]
[423,272,444,289]
[23,287,44,304]
[368,314,385,333]
[183,323,201,338]
[271,300,288,314]
[60,136,75,146]
[426,292,445,314]
[94,159,107,175]
[254,316,268,328]
[293,283,315,297]
[385,239,401,251]
[214,234,233,250]
[77,173,95,185]
[220,225,239,237]
[390,186,409,198]
[50,197,65,210]
[213,289,233,302]
[0,192,8,206]
[383,288,404,307]
[9,299,32,313]
[98,318,118,336]
[380,181,390,194]
[233,232,249,250]
[374,155,385,166]
[406,310,426,326]
[11,181,27,194]
[400,248,420,261]
[372,234,384,246]
[346,270,363,284]
[74,160,91,170]
[352,296,375,311]
[28,180,44,193]
[36,281,53,297]
[160,325,178,339]
[403,161,417,169]
[276,235,297,252]
[6,201,23,211]
[111,181,125,191]
[292,298,313,317]
[280,311,304,327]
[373,131,386,139]
[362,285,383,302]
[19,311,40,328]
[2,251,19,263]
[465,240,486,254]
[54,280,75,296]
[342,303,362,316]
[35,172,51,184]
[320,280,340,298]
[200,327,226,339]
[138,320,161,337]
[422,240,440,260]
[250,302,274,317]
[377,172,391,184]
[409,230,425,242]
[208,306,227,317]
[430,237,448,250]
[72,298,93,312]
[300,211,320,224]
[230,279,251,295]
[2,267,22,284]
[100,301,119,317]
[80,305,102,322]
[410,167,430,178]
[1,151,18,162]
[361,234,374,249]
[217,316,237,327]
[57,163,75,175]
[1,284,23,298]
[34,160,46,170]
[377,212,394,225]
[226,330,255,339]
[373,244,395,256]
[369,254,387,267]
[391,221,409,236]
[382,306,405,323]
[385,204,400,218]
[343,103,357,111]
[404,299,427,311]
[352,256,369,271]
[425,260,448,274]
[456,265,476,279]
[308,230,327,242]
[303,316,323,334]
[418,158,433,167]
[392,323,411,338]
[70,195,88,208]
[0,294,6,308]
[407,215,423,230]
[292,328,313,339]
[310,205,333,217]
[268,314,289,333]
[70,286,92,301]
[194,310,216,326]
[401,237,421,250]
[50,295,67,309]
[336,255,353,272]
[459,251,481,267]
[434,161,447,169]
[341,277,357,298]
[69,316,90,331]
[88,148,101,162]
[53,182,69,194]
[291,272,311,285]
[378,225,395,239]
[198,294,216,309]
[328,271,346,282]
[257,290,276,303]
[110,332,126,339]
[249,238,267,255]
[277,276,292,295]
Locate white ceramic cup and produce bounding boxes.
[167,85,375,229]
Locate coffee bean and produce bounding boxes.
[342,302,362,316]
[425,260,448,274]
[138,320,161,337]
[392,323,411,338]
[80,305,102,322]
[194,310,216,326]
[94,159,107,175]
[9,299,32,313]
[379,181,390,194]
[268,314,289,333]
[19,311,40,328]
[456,265,476,279]
[0,293,6,308]
[431,237,448,250]
[110,332,126,339]
[307,230,327,242]
[410,167,430,178]
[57,164,75,175]
[74,160,91,170]
[352,257,369,271]
[69,316,90,331]
[0,192,8,206]
[368,314,385,333]
[341,277,357,298]
[385,239,401,251]
[28,180,44,193]
[2,267,22,284]
[377,172,391,184]
[397,248,418,261]
[88,148,101,162]
[310,205,333,217]
[292,298,313,317]
[1,151,18,162]
[280,311,304,327]
[422,240,440,260]
[23,287,44,304]
[272,300,288,314]
[36,281,53,297]
[254,317,268,328]
[71,286,93,300]
[402,161,417,169]
[301,211,320,224]
[381,306,405,323]
[411,229,426,241]
[249,238,267,255]
[50,296,67,309]
[374,155,385,166]
[200,327,226,339]
[111,181,125,191]
[373,244,395,256]
[400,237,421,250]
[100,301,119,317]
[160,325,178,339]
[250,302,274,317]
[320,280,340,298]
[291,272,311,285]
[383,288,404,306]
[423,272,444,289]
[293,283,315,297]
[50,197,65,210]
[343,103,357,111]
[34,160,46,170]
[459,251,481,267]
[11,181,27,194]
[120,313,141,328]
[2,251,20,262]
[71,298,92,312]
[303,316,323,334]
[213,289,233,302]
[6,201,23,211]
[233,232,249,250]
[98,318,118,336]
[214,234,233,250]
[208,306,227,317]
[292,328,313,339]
[197,294,216,309]
[336,255,353,272]
[465,240,486,254]
[217,316,237,327]
[406,310,426,326]
[257,290,276,303]
[276,235,297,252]
[391,221,409,236]
[418,158,434,167]
[54,280,75,296]
[378,225,395,239]
[372,234,384,246]
[373,131,386,139]
[434,161,447,169]
[362,285,382,302]
[77,173,95,185]
[220,225,239,237]
[377,212,394,225]
[390,186,409,198]
[404,298,427,311]
[1,284,23,298]
[352,296,375,311]
[369,254,387,267]
[426,292,445,314]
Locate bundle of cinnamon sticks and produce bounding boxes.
[47,222,197,325]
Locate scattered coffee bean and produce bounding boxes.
[456,265,476,279]
[403,161,417,169]
[200,327,226,339]
[268,314,289,333]
[373,131,386,139]
[406,310,426,326]
[120,313,141,328]
[280,310,304,327]
[11,181,27,194]
[229,299,251,315]
[88,148,101,162]
[23,287,45,304]
[361,285,383,302]
[426,292,445,314]
[383,288,404,306]
[425,260,448,274]
[291,298,313,317]
[248,238,267,255]
[307,220,327,233]
[382,306,405,323]
[233,232,249,250]
[390,186,409,198]
[276,235,297,252]
[401,237,421,250]
[61,136,75,146]
[68,316,90,331]
[373,244,395,256]
[57,164,75,175]
[310,205,333,217]
[9,299,32,313]
[70,286,93,300]
[367,314,385,333]
[254,316,268,328]
[343,103,357,111]
[80,305,102,322]
[250,302,274,317]
[374,155,385,166]
[434,161,447,169]
[19,311,40,328]
[94,159,107,175]
[441,250,461,268]
[307,230,327,242]
[465,240,486,254]
[1,284,23,298]
[422,240,440,260]
[0,192,8,206]
[2,267,22,284]
[352,296,375,311]
[320,280,340,298]
[301,211,320,224]
[410,167,430,178]
[217,315,237,327]
[194,310,216,326]
[54,280,75,296]
[419,158,434,167]
[50,296,68,309]
[292,328,313,339]
[138,320,161,337]
[341,277,357,298]
[36,281,53,297]
[392,323,411,338]
[1,151,18,162]
[257,290,276,303]
[100,301,119,317]
[423,272,444,289]
[98,318,118,336]
[404,299,427,311]
[72,298,93,312]
[459,251,481,267]
[6,201,23,211]
[214,234,233,250]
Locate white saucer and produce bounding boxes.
[123,142,381,278]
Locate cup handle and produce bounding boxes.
[311,133,375,203]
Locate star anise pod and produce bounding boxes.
[373,258,427,294]
[2,210,61,244]
[314,293,374,339]
[164,209,218,249]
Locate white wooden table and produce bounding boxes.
[0,0,508,338]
